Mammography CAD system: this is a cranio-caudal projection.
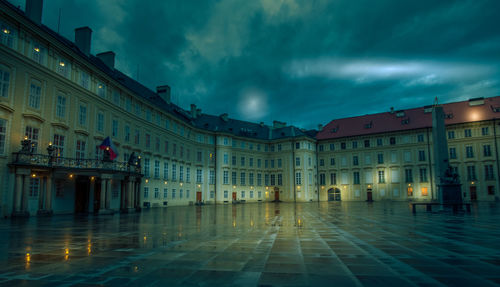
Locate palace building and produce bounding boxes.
[0,0,498,217]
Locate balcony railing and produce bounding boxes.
[11,152,142,174]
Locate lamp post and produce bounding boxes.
[20,136,32,154]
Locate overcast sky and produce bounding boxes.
[10,0,500,129]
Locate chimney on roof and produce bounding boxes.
[96,51,115,70]
[156,85,171,104]
[273,121,286,129]
[390,107,394,114]
[220,113,229,122]
[25,0,43,25]
[190,104,197,118]
[196,108,202,117]
[317,124,323,131]
[75,27,92,56]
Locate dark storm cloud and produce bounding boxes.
[10,0,500,129]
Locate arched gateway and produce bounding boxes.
[327,188,341,201]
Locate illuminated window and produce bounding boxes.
[31,41,46,65]
[97,82,106,98]
[53,134,65,157]
[421,187,428,196]
[57,57,70,78]
[407,187,413,196]
[1,22,17,48]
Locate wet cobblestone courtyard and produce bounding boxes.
[1,202,500,286]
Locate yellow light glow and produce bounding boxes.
[197,184,201,188]
[145,179,149,183]
[297,185,301,190]
[408,183,411,187]
[233,185,236,189]
[3,29,10,34]
[34,47,40,52]
[31,173,36,178]
[65,248,69,255]
[471,181,475,185]
[91,176,95,181]
[25,253,31,263]
[69,174,73,179]
[368,184,372,188]
[98,84,103,89]
[250,186,253,189]
[321,186,325,189]
[164,181,168,185]
[143,236,147,241]
[48,141,52,146]
[59,61,65,67]
[180,182,183,187]
[265,186,269,190]
[24,136,28,140]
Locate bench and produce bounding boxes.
[411,202,471,214]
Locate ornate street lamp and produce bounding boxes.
[20,136,32,154]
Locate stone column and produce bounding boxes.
[45,176,53,211]
[127,179,134,209]
[100,179,106,210]
[21,174,30,213]
[105,179,111,209]
[14,174,23,213]
[136,179,142,211]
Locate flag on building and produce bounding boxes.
[99,136,118,160]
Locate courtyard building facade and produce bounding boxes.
[0,0,498,217]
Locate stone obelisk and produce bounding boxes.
[432,106,462,205]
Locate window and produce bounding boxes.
[330,173,336,185]
[449,147,457,159]
[405,169,413,183]
[97,112,104,133]
[56,57,70,78]
[172,164,177,181]
[448,131,455,139]
[163,188,168,199]
[0,22,17,48]
[79,104,87,126]
[485,165,494,180]
[249,173,254,185]
[179,166,184,181]
[364,140,370,148]
[0,119,6,155]
[145,133,151,148]
[389,137,396,145]
[377,138,383,146]
[257,159,261,168]
[265,174,269,186]
[421,187,428,196]
[353,156,359,166]
[377,153,384,164]
[172,189,176,199]
[482,127,489,136]
[319,159,324,166]
[224,190,228,199]
[223,171,229,184]
[277,158,281,168]
[210,170,215,184]
[250,190,254,198]
[97,82,106,98]
[53,134,65,157]
[465,146,474,158]
[353,172,360,184]
[488,186,495,195]
[277,144,282,151]
[464,129,472,137]
[154,160,160,178]
[295,142,300,149]
[241,172,246,185]
[232,172,237,185]
[0,65,10,98]
[80,70,90,89]
[319,145,324,151]
[75,140,86,160]
[134,129,140,145]
[223,153,228,164]
[154,188,159,199]
[417,134,424,142]
[257,174,262,186]
[186,167,190,182]
[31,41,46,65]
[241,157,245,166]
[241,191,245,198]
[341,142,346,150]
[144,158,150,177]
[29,178,40,197]
[378,171,385,183]
[231,155,236,165]
[330,143,335,151]
[352,141,358,149]
[319,173,326,185]
[29,80,41,109]
[144,187,149,199]
[196,169,202,183]
[111,120,119,137]
[295,157,300,166]
[467,166,476,181]
[419,168,428,182]
[277,174,282,186]
[295,172,301,185]
[270,174,275,186]
[179,189,183,199]
[418,150,426,161]
[163,162,169,179]
[483,145,492,157]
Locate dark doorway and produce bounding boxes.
[328,188,341,201]
[367,188,373,202]
[274,189,280,201]
[470,186,477,201]
[196,191,202,202]
[93,178,102,213]
[232,192,237,200]
[75,176,90,214]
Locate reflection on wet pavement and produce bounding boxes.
[1,202,500,286]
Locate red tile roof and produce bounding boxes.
[316,96,500,140]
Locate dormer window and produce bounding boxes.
[396,110,405,117]
[364,121,372,129]
[401,118,410,125]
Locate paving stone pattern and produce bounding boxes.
[0,202,500,286]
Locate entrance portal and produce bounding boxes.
[367,188,373,202]
[196,191,202,202]
[75,176,90,214]
[232,192,237,200]
[327,188,341,201]
[470,186,477,201]
[274,189,280,201]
